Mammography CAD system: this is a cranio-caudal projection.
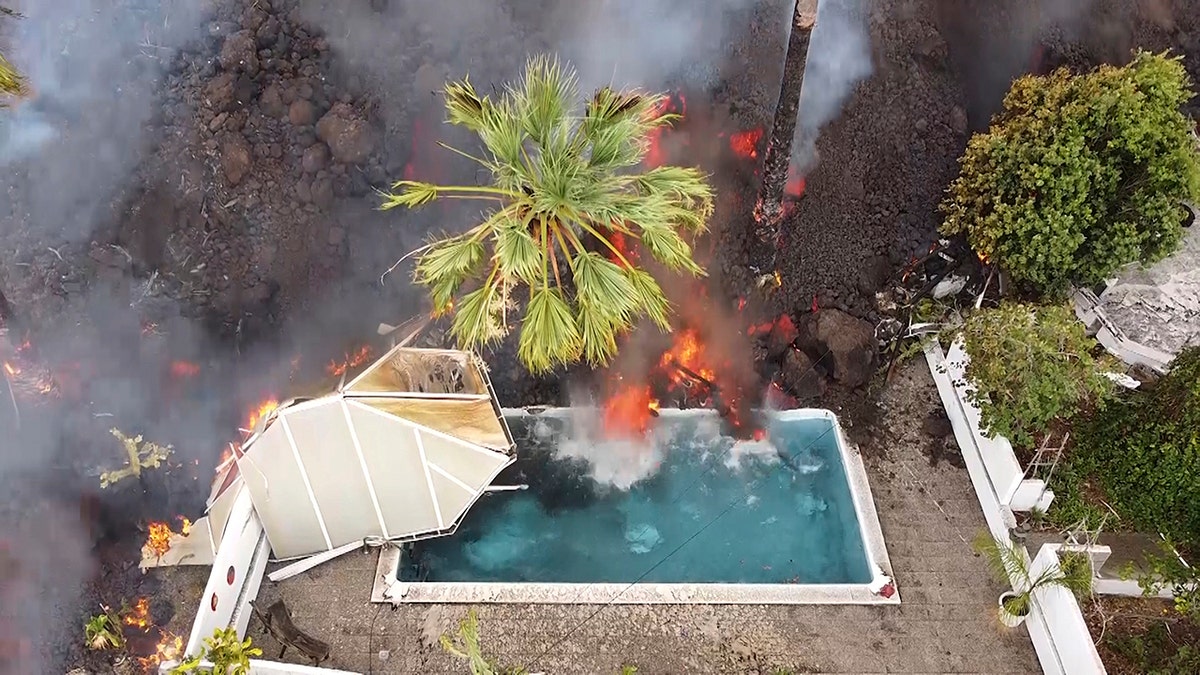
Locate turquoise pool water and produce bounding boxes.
[407,412,872,584]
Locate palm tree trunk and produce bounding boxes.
[752,0,817,250]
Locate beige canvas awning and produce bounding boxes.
[228,346,515,560]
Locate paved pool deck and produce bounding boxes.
[157,362,1040,673]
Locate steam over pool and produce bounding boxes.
[408,412,872,584]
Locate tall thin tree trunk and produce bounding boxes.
[753,0,817,249]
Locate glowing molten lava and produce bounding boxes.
[729,128,764,160]
[123,597,150,629]
[169,360,200,378]
[644,92,687,168]
[327,345,373,378]
[602,383,659,439]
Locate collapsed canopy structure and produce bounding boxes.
[190,345,516,562]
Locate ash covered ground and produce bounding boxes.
[0,0,1198,672]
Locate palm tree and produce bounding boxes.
[382,55,714,374]
[752,0,816,260]
[1,6,23,102]
[973,531,1092,627]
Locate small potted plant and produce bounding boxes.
[973,531,1092,627]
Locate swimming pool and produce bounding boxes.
[382,408,895,604]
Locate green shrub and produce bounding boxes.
[1108,622,1200,675]
[956,302,1111,448]
[940,51,1200,294]
[1085,347,1200,550]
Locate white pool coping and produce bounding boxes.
[376,407,898,605]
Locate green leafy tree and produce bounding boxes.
[1085,346,1200,550]
[382,54,713,373]
[941,51,1200,294]
[955,302,1111,448]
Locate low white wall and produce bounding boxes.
[1026,544,1107,675]
[926,341,1105,675]
[163,659,360,674]
[926,340,1052,516]
[940,340,1050,509]
[183,485,272,658]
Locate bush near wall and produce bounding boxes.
[940,51,1200,295]
[1084,347,1200,550]
[956,302,1111,449]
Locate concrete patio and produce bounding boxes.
[157,362,1040,673]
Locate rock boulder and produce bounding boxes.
[798,309,878,388]
[316,103,375,165]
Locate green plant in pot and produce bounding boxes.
[973,532,1093,627]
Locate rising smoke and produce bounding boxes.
[792,0,872,172]
[1,1,215,673]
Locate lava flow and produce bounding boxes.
[726,125,807,201]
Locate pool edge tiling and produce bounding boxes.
[377,408,899,605]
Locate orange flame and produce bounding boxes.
[602,383,658,439]
[326,345,373,378]
[122,597,150,629]
[169,361,200,378]
[145,522,172,558]
[2,362,15,377]
[139,630,184,670]
[242,399,279,434]
[658,328,716,386]
[644,92,686,168]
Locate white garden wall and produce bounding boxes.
[182,485,271,657]
[928,339,1054,514]
[926,340,1105,675]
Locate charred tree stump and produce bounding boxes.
[752,0,817,266]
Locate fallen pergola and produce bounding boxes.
[151,322,516,670]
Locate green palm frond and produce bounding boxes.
[512,54,576,145]
[382,54,714,373]
[626,268,672,331]
[492,211,542,284]
[381,181,440,209]
[0,50,22,101]
[974,531,1030,586]
[519,287,582,373]
[451,280,508,349]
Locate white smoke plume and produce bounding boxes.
[793,0,873,171]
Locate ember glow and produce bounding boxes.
[644,91,687,168]
[326,344,373,377]
[169,360,200,378]
[729,128,764,160]
[123,597,150,629]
